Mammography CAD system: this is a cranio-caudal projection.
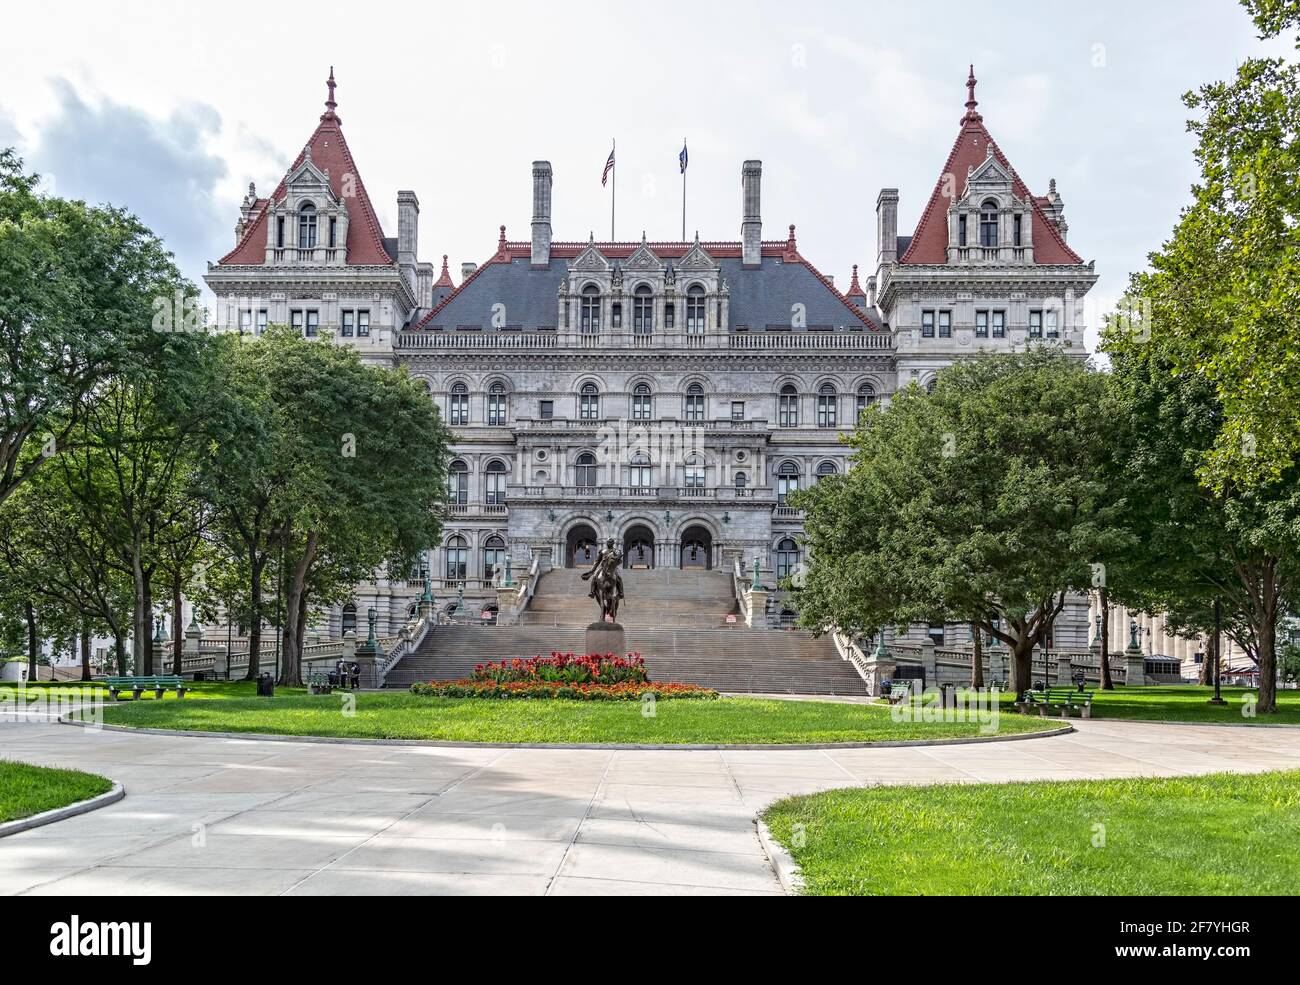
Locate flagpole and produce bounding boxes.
[610,138,615,241]
[681,137,687,241]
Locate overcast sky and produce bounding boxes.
[0,1,1288,350]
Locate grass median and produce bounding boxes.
[0,760,113,825]
[92,682,1059,745]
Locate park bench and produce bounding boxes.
[886,682,916,704]
[1019,687,1093,719]
[307,673,334,695]
[106,676,189,701]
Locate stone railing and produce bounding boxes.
[398,331,893,353]
[832,630,874,687]
[732,559,769,629]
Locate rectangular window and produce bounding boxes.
[611,304,622,329]
[1013,214,1022,247]
[731,401,745,421]
[276,217,285,249]
[928,623,945,647]
[257,309,268,335]
[539,400,554,420]
[329,217,337,248]
[305,310,319,338]
[291,309,304,334]
[341,311,354,337]
[938,310,951,338]
[1045,309,1059,339]
[239,310,252,334]
[921,310,935,338]
[991,310,1005,339]
[664,305,675,329]
[357,310,370,337]
[975,310,988,338]
[958,215,967,247]
[1029,310,1042,338]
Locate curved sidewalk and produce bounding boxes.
[1,717,1298,896]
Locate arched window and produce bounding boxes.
[580,285,601,333]
[683,453,705,490]
[579,382,600,420]
[980,199,999,248]
[483,536,507,580]
[297,202,317,249]
[817,383,838,428]
[684,382,705,422]
[685,286,706,335]
[631,382,652,421]
[447,459,468,505]
[777,461,800,504]
[633,285,653,334]
[925,378,938,394]
[484,460,508,505]
[574,451,598,488]
[856,383,876,420]
[778,384,799,428]
[449,382,469,426]
[341,603,357,635]
[629,452,653,489]
[445,536,468,581]
[816,461,838,482]
[775,538,800,581]
[487,382,507,426]
[733,471,748,489]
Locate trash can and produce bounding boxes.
[193,671,205,682]
[256,673,274,697]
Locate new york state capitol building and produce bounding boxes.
[206,68,1129,668]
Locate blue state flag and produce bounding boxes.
[679,140,688,174]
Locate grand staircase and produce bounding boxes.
[385,567,869,695]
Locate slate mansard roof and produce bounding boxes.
[409,235,883,333]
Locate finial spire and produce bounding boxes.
[321,66,341,123]
[962,64,982,125]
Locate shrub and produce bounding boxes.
[409,680,719,701]
[471,651,649,685]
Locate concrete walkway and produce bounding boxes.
[2,717,1299,895]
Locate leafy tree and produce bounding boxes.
[1131,1,1300,490]
[793,349,1132,696]
[1105,296,1300,713]
[0,150,188,506]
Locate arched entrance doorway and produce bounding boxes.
[623,524,655,568]
[565,523,598,567]
[680,524,713,569]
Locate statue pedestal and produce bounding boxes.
[585,621,627,657]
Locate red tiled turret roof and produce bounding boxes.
[899,66,1082,266]
[217,68,393,267]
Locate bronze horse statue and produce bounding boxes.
[580,539,625,623]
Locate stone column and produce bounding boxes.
[1124,618,1146,686]
[920,638,937,688]
[1055,649,1073,686]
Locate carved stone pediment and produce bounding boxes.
[625,238,664,272]
[571,240,610,272]
[677,239,717,272]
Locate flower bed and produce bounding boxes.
[409,680,719,701]
[471,652,649,685]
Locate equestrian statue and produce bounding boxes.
[580,538,625,623]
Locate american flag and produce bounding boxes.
[601,145,615,186]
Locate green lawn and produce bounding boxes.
[0,760,113,825]
[93,682,1058,745]
[763,770,1300,895]
[980,685,1300,725]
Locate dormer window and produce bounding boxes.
[633,285,653,333]
[298,203,318,249]
[979,200,998,248]
[685,286,706,334]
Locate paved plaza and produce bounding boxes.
[2,716,1299,895]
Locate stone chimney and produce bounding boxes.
[461,262,477,282]
[876,188,899,268]
[531,161,553,268]
[397,189,420,271]
[742,160,762,267]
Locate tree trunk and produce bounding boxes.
[141,568,154,676]
[1010,634,1035,697]
[171,568,184,676]
[80,620,92,681]
[1099,588,1114,690]
[278,531,319,687]
[113,631,128,675]
[1257,590,1277,715]
[970,622,984,689]
[131,537,148,673]
[1198,624,1214,686]
[244,554,265,681]
[24,601,38,681]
